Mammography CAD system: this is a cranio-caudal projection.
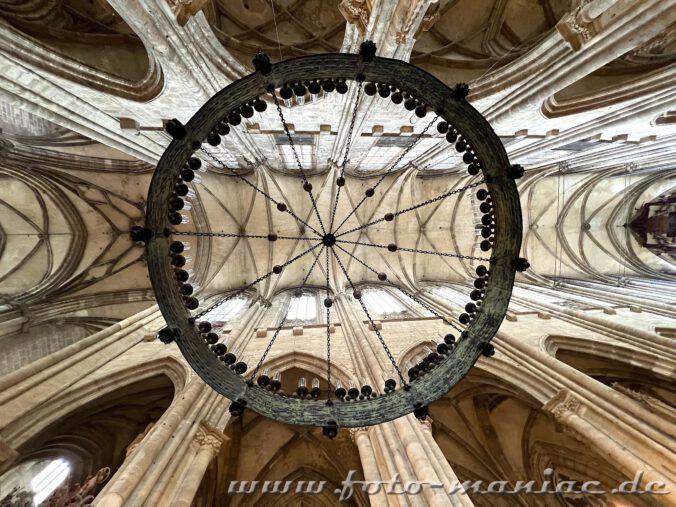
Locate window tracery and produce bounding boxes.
[359,287,414,320]
[207,296,249,325]
[285,290,320,326]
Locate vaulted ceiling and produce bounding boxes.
[0,0,675,374]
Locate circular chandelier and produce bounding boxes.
[135,41,526,434]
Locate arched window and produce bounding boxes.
[430,285,465,305]
[31,458,71,505]
[286,291,318,324]
[208,296,249,324]
[362,289,407,318]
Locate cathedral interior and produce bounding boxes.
[0,0,675,506]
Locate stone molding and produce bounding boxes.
[0,438,19,475]
[556,0,615,51]
[543,389,586,423]
[339,0,374,37]
[194,422,228,455]
[418,417,433,432]
[348,427,370,443]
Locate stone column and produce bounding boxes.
[228,299,267,350]
[350,427,389,507]
[95,378,207,507]
[393,416,454,507]
[0,306,160,408]
[416,418,474,507]
[334,293,383,386]
[371,425,415,507]
[133,389,224,506]
[496,332,675,457]
[334,292,468,506]
[0,306,164,462]
[171,423,228,507]
[543,390,676,504]
[387,421,431,507]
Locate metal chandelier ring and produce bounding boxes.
[145,52,522,427]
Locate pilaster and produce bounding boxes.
[169,422,229,507]
[95,379,221,507]
[0,306,163,439]
[349,427,389,507]
[543,389,676,504]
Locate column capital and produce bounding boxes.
[167,0,208,27]
[543,389,585,423]
[349,427,370,443]
[556,0,641,51]
[195,422,228,454]
[338,0,373,37]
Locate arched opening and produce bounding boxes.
[204,0,346,68]
[428,370,652,506]
[258,288,327,329]
[552,343,676,407]
[192,366,367,506]
[0,0,163,101]
[411,0,571,84]
[354,284,428,321]
[0,375,174,504]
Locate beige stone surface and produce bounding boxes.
[0,0,675,506]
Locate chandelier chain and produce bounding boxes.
[336,180,485,238]
[336,239,491,262]
[331,249,407,386]
[249,244,326,380]
[333,243,464,332]
[271,91,327,234]
[174,231,310,241]
[201,148,323,237]
[192,242,322,320]
[333,115,439,234]
[325,248,332,402]
[339,81,363,175]
[329,81,364,232]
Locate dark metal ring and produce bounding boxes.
[145,53,522,427]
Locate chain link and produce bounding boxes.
[270,91,326,234]
[336,239,491,262]
[337,180,486,238]
[329,81,363,232]
[333,115,439,234]
[200,148,323,238]
[249,245,326,380]
[333,243,464,332]
[325,247,332,402]
[192,241,323,320]
[331,249,407,386]
[174,231,308,241]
